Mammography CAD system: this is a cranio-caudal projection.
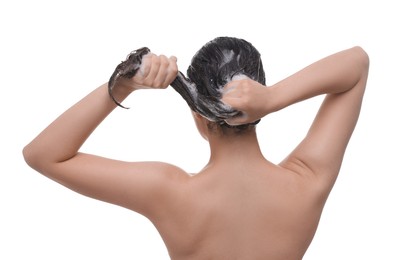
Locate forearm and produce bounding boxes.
[267,46,369,112]
[23,83,131,170]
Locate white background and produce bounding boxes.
[1,0,396,259]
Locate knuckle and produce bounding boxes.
[170,66,176,73]
[159,54,168,64]
[151,56,160,67]
[170,65,178,76]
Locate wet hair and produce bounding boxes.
[108,37,266,132]
[171,37,266,131]
[108,47,151,108]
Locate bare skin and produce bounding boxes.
[23,47,369,259]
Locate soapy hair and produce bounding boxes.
[172,37,265,130]
[108,37,266,130]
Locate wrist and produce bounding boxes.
[265,84,284,113]
[107,81,135,106]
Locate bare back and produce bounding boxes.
[152,160,328,260]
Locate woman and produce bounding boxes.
[23,37,369,259]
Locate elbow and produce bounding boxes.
[352,46,370,72]
[349,46,370,93]
[22,144,43,172]
[23,144,35,169]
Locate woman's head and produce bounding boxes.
[107,37,266,134]
[170,37,266,133]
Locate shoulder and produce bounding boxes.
[134,161,190,182]
[124,161,191,194]
[121,161,190,214]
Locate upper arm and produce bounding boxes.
[41,153,186,216]
[281,51,369,183]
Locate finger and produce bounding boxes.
[222,82,242,98]
[221,96,241,109]
[225,113,249,126]
[231,74,249,81]
[145,54,161,82]
[163,56,178,85]
[222,85,237,96]
[223,82,236,94]
[139,53,154,77]
[152,55,170,88]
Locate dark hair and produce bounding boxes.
[108,37,266,132]
[170,37,266,131]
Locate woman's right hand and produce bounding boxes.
[116,53,178,92]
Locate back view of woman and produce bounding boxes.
[23,37,369,259]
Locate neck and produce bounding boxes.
[206,130,265,167]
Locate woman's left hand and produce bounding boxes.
[221,78,269,125]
